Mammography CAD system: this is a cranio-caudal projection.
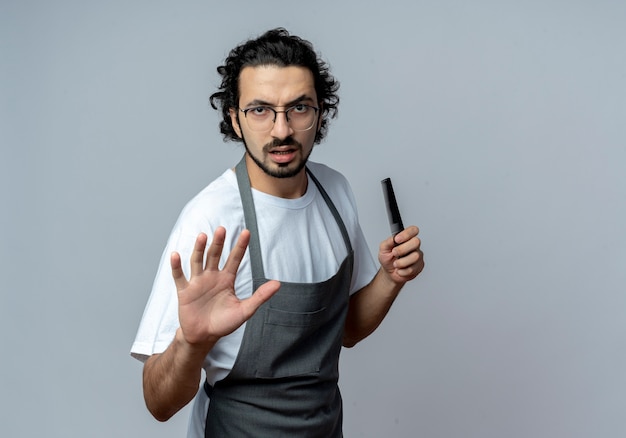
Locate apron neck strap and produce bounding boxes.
[235,155,265,281]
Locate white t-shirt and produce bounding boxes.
[130,161,378,436]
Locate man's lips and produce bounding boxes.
[270,146,295,153]
[268,146,298,163]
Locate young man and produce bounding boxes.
[131,28,424,437]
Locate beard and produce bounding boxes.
[242,135,313,179]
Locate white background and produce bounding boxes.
[2,1,625,436]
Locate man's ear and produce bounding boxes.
[229,108,242,138]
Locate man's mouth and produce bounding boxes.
[269,146,298,163]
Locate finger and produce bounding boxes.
[395,256,425,279]
[394,249,424,275]
[393,248,421,269]
[205,227,227,271]
[170,251,189,291]
[393,236,421,258]
[189,233,209,276]
[394,225,419,245]
[222,229,251,275]
[240,280,281,319]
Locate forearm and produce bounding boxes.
[143,328,215,421]
[343,267,404,348]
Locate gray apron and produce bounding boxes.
[204,157,354,437]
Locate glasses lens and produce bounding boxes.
[286,105,316,131]
[244,107,274,132]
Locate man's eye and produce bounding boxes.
[250,107,270,116]
[291,104,308,113]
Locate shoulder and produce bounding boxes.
[307,161,361,229]
[183,169,238,214]
[172,168,242,235]
[306,161,352,196]
[307,161,347,182]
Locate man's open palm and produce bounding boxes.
[171,227,280,347]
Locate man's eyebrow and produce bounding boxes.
[242,95,315,108]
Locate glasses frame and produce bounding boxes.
[238,104,320,132]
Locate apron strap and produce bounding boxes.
[235,156,266,281]
[306,168,353,255]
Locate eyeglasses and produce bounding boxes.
[238,104,319,132]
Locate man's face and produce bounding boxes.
[230,65,320,180]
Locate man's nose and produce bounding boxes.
[270,111,294,139]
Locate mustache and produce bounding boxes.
[265,137,301,149]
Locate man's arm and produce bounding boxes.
[142,228,280,421]
[143,330,215,421]
[343,226,424,347]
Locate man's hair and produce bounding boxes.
[209,28,340,144]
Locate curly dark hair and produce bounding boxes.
[209,28,340,144]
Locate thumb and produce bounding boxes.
[380,234,397,254]
[240,280,281,318]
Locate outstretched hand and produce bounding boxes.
[171,227,280,348]
[378,225,424,284]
